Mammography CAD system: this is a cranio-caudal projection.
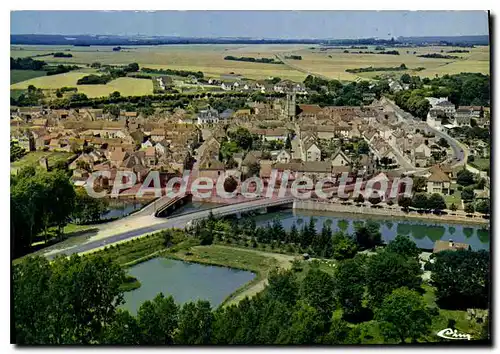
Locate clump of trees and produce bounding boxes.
[10,141,27,162]
[77,63,140,85]
[418,53,459,59]
[285,55,302,60]
[224,56,283,64]
[428,249,489,309]
[53,52,73,58]
[346,64,407,73]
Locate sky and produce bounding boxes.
[11,11,489,39]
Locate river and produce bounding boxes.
[250,209,489,251]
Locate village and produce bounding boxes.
[10,91,490,215]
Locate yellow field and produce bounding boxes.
[10,44,490,86]
[283,45,489,80]
[10,71,153,97]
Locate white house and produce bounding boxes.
[305,142,321,162]
[331,149,351,167]
[197,109,220,125]
[276,149,291,163]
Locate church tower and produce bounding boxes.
[285,92,296,122]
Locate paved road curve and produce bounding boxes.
[383,98,467,168]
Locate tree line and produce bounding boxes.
[346,63,410,73]
[224,56,283,64]
[10,57,79,76]
[190,212,384,259]
[142,67,204,79]
[11,166,108,257]
[13,231,489,344]
[417,53,459,59]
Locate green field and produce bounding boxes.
[10,71,154,98]
[470,158,490,171]
[10,151,73,174]
[11,69,48,84]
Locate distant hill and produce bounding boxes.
[397,35,489,46]
[10,34,489,47]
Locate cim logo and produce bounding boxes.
[437,328,472,341]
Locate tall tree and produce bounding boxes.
[175,300,213,344]
[137,293,179,344]
[375,287,432,343]
[385,235,420,260]
[365,251,422,307]
[300,268,337,322]
[335,258,366,318]
[430,249,489,309]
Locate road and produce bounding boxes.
[275,54,332,81]
[44,197,294,260]
[383,98,467,168]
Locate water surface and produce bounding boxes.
[250,210,489,251]
[122,258,256,313]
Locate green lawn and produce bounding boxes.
[444,185,462,209]
[470,158,490,172]
[11,69,47,84]
[10,151,73,174]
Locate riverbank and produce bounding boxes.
[294,199,489,226]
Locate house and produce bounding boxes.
[414,142,432,158]
[304,141,321,162]
[435,100,456,116]
[298,161,333,182]
[108,147,130,168]
[150,128,166,142]
[198,160,226,180]
[433,239,471,253]
[427,109,443,129]
[220,109,234,121]
[426,165,451,195]
[197,108,220,125]
[276,149,291,163]
[453,108,472,127]
[426,97,448,107]
[141,139,154,149]
[221,82,233,91]
[144,146,157,166]
[155,140,170,157]
[331,149,351,167]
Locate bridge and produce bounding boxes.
[44,196,295,259]
[154,193,193,217]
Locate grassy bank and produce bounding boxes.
[165,244,293,306]
[119,275,141,292]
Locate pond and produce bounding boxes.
[249,210,490,251]
[122,258,256,314]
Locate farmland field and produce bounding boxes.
[10,44,490,89]
[10,71,153,97]
[10,69,48,84]
[279,45,490,80]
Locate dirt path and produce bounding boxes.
[218,246,296,306]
